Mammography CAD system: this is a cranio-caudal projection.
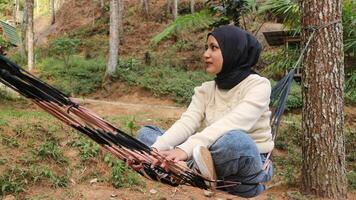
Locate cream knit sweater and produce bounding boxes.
[152,74,274,158]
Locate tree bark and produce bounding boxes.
[173,0,178,20]
[167,0,171,15]
[12,0,17,25]
[51,0,55,24]
[26,0,34,71]
[301,0,347,199]
[106,0,120,78]
[190,0,194,13]
[101,0,105,8]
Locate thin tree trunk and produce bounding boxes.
[106,0,120,78]
[173,0,178,20]
[51,0,55,24]
[167,0,171,15]
[118,0,123,34]
[101,0,105,8]
[139,0,149,18]
[301,0,346,199]
[26,0,34,71]
[190,0,194,13]
[12,0,16,25]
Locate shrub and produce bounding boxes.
[49,38,81,67]
[115,59,213,105]
[38,56,106,95]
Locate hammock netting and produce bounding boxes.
[0,55,294,190]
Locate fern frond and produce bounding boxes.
[259,0,300,30]
[151,10,220,45]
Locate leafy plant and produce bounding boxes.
[104,154,143,188]
[37,140,66,164]
[151,9,220,44]
[49,38,81,67]
[260,0,300,30]
[38,55,106,95]
[69,136,101,161]
[111,160,126,188]
[208,0,250,26]
[343,0,356,56]
[0,35,11,54]
[115,59,213,105]
[345,69,356,104]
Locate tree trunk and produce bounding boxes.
[190,0,194,13]
[139,0,149,18]
[51,0,55,24]
[118,0,123,34]
[173,0,178,20]
[101,0,105,8]
[106,0,120,78]
[12,0,17,25]
[301,0,347,199]
[26,0,34,71]
[166,0,171,15]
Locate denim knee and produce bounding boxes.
[136,125,164,147]
[210,130,260,165]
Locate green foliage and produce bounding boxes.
[7,50,27,66]
[345,127,356,162]
[0,165,68,195]
[270,80,302,110]
[49,38,81,67]
[343,0,356,55]
[345,69,356,104]
[38,56,106,95]
[0,135,19,148]
[111,160,126,188]
[104,154,143,188]
[262,47,299,77]
[151,9,220,44]
[208,0,250,26]
[0,0,11,16]
[69,136,101,161]
[273,115,302,185]
[37,140,66,164]
[0,35,11,54]
[115,59,213,105]
[347,170,356,190]
[260,0,300,30]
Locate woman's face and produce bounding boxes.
[203,35,223,75]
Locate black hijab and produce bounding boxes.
[209,25,262,90]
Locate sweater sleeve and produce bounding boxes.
[177,78,271,158]
[151,83,209,151]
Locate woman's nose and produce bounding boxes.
[203,49,210,59]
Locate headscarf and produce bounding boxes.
[208,25,262,89]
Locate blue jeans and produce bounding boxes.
[136,125,273,198]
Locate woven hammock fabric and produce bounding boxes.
[0,56,209,189]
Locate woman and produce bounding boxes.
[137,25,273,198]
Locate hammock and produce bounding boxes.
[0,55,295,190]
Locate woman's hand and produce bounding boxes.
[161,148,188,162]
[151,148,188,171]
